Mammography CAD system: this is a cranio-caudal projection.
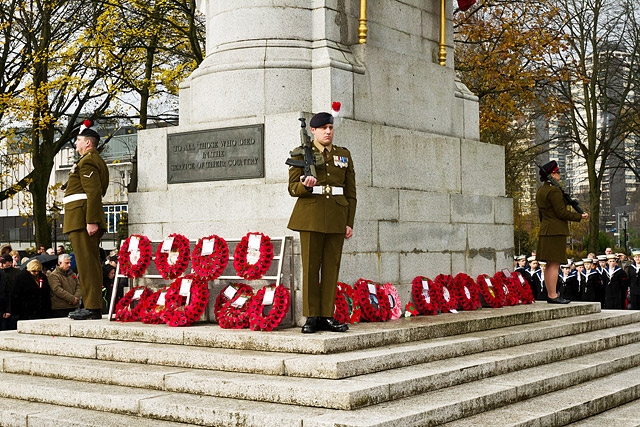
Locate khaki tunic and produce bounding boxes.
[287,144,357,317]
[63,148,109,310]
[287,145,356,232]
[536,182,582,263]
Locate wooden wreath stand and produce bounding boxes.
[108,236,294,329]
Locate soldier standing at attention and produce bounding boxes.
[287,111,356,334]
[63,123,109,320]
[536,160,589,304]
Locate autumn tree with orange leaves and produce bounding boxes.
[455,0,640,255]
[454,0,568,253]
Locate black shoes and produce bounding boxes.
[301,317,318,333]
[547,296,571,304]
[318,317,349,332]
[302,316,349,333]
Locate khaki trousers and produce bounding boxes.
[299,231,345,317]
[69,229,103,310]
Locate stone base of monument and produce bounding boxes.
[0,303,639,426]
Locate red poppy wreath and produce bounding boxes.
[233,232,274,280]
[432,274,459,313]
[118,234,153,278]
[115,286,153,322]
[452,272,482,311]
[161,274,210,327]
[511,271,534,304]
[248,284,290,331]
[410,276,440,315]
[140,286,171,324]
[334,282,362,324]
[476,274,504,308]
[215,283,255,329]
[383,282,403,320]
[493,271,520,306]
[191,234,229,281]
[154,233,191,280]
[354,278,391,322]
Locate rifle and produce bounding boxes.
[285,117,323,179]
[537,163,584,214]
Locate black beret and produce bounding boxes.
[309,112,334,128]
[0,254,12,263]
[79,128,100,141]
[539,160,559,180]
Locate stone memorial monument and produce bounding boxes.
[128,0,513,322]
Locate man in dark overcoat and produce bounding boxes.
[288,111,356,333]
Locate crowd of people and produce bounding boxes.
[514,247,639,309]
[0,243,124,329]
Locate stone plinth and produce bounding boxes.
[128,1,513,324]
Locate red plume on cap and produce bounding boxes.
[80,119,92,133]
[331,102,341,118]
[457,0,476,11]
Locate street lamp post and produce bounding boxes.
[50,203,61,252]
[623,214,628,253]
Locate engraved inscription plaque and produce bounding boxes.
[167,125,264,184]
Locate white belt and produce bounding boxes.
[63,193,88,204]
[312,185,344,196]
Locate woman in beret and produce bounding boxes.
[536,160,589,304]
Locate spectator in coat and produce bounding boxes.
[14,260,51,320]
[49,254,82,318]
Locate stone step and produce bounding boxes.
[0,338,638,425]
[565,398,640,426]
[1,323,639,410]
[16,302,601,354]
[2,309,636,381]
[0,397,192,427]
[441,367,640,427]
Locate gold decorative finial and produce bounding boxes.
[438,0,447,66]
[358,0,368,44]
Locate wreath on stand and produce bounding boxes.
[493,271,520,306]
[248,285,290,331]
[476,274,504,308]
[432,274,459,313]
[383,283,403,320]
[118,234,153,278]
[452,273,482,311]
[161,275,210,327]
[354,278,391,322]
[191,234,229,281]
[215,284,255,329]
[140,286,171,324]
[233,232,274,280]
[115,286,153,322]
[510,271,535,304]
[154,233,191,280]
[410,276,440,315]
[334,282,361,324]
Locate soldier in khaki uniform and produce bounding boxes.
[536,160,588,304]
[288,112,356,334]
[62,125,109,319]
